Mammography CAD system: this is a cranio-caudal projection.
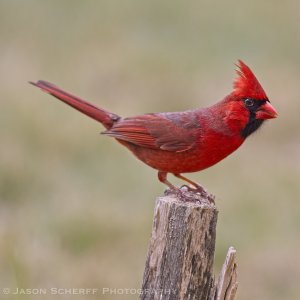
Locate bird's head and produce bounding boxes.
[223,60,277,138]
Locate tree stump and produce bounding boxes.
[140,190,238,300]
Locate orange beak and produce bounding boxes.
[256,102,278,119]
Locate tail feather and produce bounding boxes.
[29,80,120,129]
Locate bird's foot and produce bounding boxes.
[164,185,215,204]
[179,185,215,204]
[180,183,207,194]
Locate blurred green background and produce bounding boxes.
[1,1,299,299]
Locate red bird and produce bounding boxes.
[30,60,277,194]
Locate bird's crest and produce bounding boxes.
[233,60,267,100]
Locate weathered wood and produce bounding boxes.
[140,191,218,300]
[213,247,238,300]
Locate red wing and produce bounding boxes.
[102,112,200,152]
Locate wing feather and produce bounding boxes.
[102,112,200,152]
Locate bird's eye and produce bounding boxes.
[244,98,254,107]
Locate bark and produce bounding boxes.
[140,191,218,300]
[140,190,238,300]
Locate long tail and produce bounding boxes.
[29,80,120,129]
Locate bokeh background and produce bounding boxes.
[1,1,300,299]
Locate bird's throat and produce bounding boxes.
[241,113,264,138]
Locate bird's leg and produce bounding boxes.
[173,173,215,203]
[159,172,214,203]
[173,173,207,194]
[158,171,178,190]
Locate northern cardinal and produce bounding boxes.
[30,60,277,194]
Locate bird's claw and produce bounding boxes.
[180,183,207,194]
[181,185,215,204]
[165,185,215,204]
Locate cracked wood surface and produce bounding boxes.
[140,192,218,300]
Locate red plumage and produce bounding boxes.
[233,60,267,100]
[30,60,277,192]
